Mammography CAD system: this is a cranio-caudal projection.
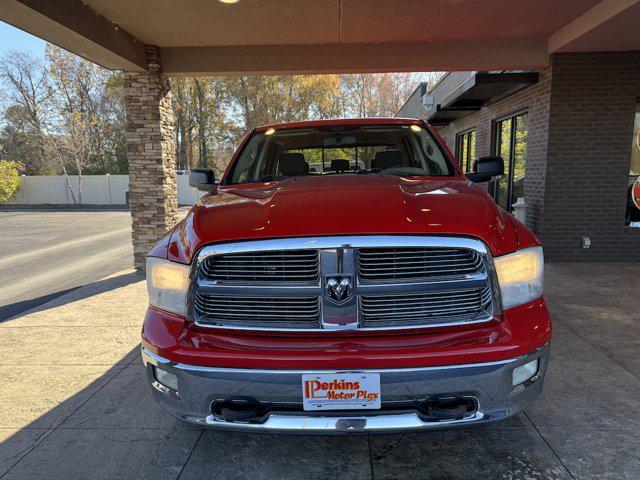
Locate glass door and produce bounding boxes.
[493,113,528,211]
[455,130,476,173]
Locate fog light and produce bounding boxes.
[153,366,178,391]
[512,359,539,386]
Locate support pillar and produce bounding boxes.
[124,46,178,272]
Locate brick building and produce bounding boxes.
[397,53,640,261]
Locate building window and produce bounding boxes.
[627,101,640,227]
[492,112,528,211]
[455,130,476,173]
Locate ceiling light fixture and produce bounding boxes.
[218,0,239,4]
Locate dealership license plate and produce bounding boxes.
[302,373,381,411]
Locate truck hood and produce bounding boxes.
[167,174,518,263]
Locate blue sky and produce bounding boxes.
[0,21,46,57]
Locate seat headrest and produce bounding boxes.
[372,150,403,170]
[330,159,350,172]
[279,153,308,176]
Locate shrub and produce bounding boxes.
[0,161,23,204]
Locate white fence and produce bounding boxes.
[7,174,202,206]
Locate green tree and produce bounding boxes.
[0,160,22,203]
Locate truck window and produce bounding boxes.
[226,124,457,184]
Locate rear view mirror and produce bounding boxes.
[322,135,356,147]
[465,156,504,183]
[189,169,217,192]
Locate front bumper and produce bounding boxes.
[142,343,549,434]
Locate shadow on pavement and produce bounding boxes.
[0,271,143,323]
[0,345,207,479]
[0,288,79,322]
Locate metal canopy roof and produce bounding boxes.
[1,0,640,75]
[426,72,539,126]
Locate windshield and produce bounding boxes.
[225,124,457,184]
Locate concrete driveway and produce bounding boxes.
[1,261,639,479]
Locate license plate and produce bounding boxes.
[302,373,381,411]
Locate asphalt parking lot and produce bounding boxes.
[1,212,639,479]
[0,211,133,321]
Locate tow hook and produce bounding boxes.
[425,396,477,421]
[211,396,264,422]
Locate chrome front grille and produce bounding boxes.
[358,247,483,281]
[191,236,497,331]
[200,249,319,283]
[361,287,493,328]
[195,293,320,328]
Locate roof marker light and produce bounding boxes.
[410,125,422,132]
[265,128,276,136]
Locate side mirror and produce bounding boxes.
[189,169,217,192]
[465,156,504,183]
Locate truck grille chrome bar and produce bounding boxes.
[195,293,320,328]
[190,236,499,331]
[358,247,483,280]
[200,250,319,283]
[360,287,492,328]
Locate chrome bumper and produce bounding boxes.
[142,343,549,434]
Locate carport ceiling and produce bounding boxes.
[81,0,599,47]
[1,0,640,75]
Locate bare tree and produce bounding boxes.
[2,45,444,189]
[338,72,443,118]
[44,45,117,202]
[170,77,234,175]
[1,46,127,196]
[0,50,53,172]
[43,111,95,203]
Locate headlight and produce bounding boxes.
[146,256,190,315]
[494,246,544,310]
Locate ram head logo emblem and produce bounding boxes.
[325,276,353,304]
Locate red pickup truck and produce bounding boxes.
[141,118,551,433]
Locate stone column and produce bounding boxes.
[124,46,178,272]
